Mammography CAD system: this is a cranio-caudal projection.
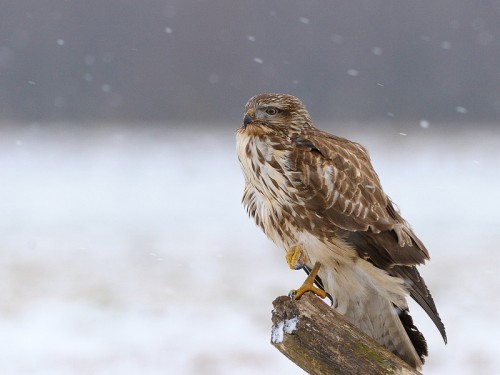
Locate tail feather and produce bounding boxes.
[392,265,447,344]
[355,296,424,369]
[398,306,428,364]
[338,282,423,369]
[323,263,426,369]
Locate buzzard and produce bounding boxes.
[236,93,446,369]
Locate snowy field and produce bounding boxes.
[0,122,498,374]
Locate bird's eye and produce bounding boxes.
[265,107,279,116]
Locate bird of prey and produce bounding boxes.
[236,93,446,370]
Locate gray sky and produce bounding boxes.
[1,0,499,124]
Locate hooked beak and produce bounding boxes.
[243,108,255,128]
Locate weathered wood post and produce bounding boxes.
[271,293,420,375]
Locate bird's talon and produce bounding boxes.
[286,245,307,270]
[290,261,327,300]
[293,284,327,300]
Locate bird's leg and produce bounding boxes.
[285,246,326,300]
[290,261,327,300]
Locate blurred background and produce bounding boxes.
[0,1,499,374]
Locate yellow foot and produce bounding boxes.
[290,262,327,300]
[285,245,307,270]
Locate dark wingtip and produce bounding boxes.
[398,307,428,364]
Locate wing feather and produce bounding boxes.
[291,131,394,231]
[289,129,429,265]
[290,130,416,235]
[288,130,447,341]
[391,266,447,343]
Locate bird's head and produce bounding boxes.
[240,93,313,136]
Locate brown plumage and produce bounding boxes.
[236,93,446,370]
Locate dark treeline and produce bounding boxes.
[1,0,499,124]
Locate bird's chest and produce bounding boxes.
[237,135,292,204]
[237,135,298,246]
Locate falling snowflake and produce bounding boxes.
[101,84,111,93]
[441,41,451,49]
[331,34,343,44]
[419,120,430,129]
[54,97,65,107]
[208,74,219,84]
[84,55,95,66]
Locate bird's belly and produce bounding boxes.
[297,230,408,316]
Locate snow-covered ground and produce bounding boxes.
[0,122,498,374]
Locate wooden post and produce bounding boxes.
[271,294,420,375]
